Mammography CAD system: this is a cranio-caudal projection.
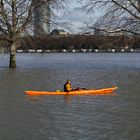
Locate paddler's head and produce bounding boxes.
[67,80,70,84]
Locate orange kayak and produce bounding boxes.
[25,86,118,96]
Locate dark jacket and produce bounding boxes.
[64,82,72,92]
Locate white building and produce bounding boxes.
[50,29,68,36]
[94,28,124,36]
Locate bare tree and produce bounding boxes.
[80,0,140,35]
[0,0,69,68]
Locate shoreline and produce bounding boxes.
[1,49,140,54]
[16,49,139,53]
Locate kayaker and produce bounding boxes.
[64,80,80,92]
[64,80,73,92]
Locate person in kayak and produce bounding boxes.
[64,80,73,92]
[64,80,80,92]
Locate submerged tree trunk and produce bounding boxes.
[9,42,16,68]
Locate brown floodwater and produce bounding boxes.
[0,53,140,140]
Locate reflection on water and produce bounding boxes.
[0,53,140,140]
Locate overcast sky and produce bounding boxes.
[53,1,101,33]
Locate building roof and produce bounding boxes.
[52,29,66,33]
[50,29,68,35]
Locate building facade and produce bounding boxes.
[50,29,68,36]
[94,28,124,36]
[34,0,50,36]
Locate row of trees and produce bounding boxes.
[17,35,140,51]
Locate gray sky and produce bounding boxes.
[55,1,102,33]
[51,1,91,33]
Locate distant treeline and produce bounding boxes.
[1,35,140,51]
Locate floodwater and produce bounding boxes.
[0,53,140,140]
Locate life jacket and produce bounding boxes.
[64,83,72,92]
